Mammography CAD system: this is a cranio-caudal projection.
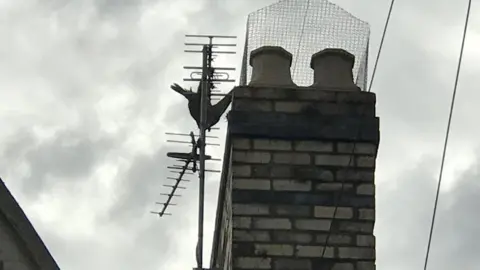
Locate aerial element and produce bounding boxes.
[166,131,212,173]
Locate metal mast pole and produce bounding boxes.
[196,44,210,270]
[159,34,236,270]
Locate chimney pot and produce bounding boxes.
[310,48,358,90]
[249,46,296,87]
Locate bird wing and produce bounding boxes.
[170,83,191,97]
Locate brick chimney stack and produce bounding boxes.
[210,46,379,270]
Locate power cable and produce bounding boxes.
[292,0,311,75]
[423,1,472,269]
[367,0,396,93]
[320,0,397,258]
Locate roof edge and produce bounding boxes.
[0,178,60,270]
[209,125,233,268]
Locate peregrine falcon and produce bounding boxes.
[170,82,232,131]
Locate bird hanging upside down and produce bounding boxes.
[170,82,233,131]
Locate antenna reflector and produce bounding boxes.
[151,211,172,216]
[156,202,177,206]
[185,34,237,39]
[160,193,181,197]
[184,43,236,47]
[167,177,191,182]
[167,140,192,144]
[163,184,186,189]
[183,66,236,71]
[169,170,194,175]
[167,152,212,161]
[165,132,219,139]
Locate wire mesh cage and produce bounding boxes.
[239,0,370,90]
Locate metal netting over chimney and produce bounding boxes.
[239,0,370,90]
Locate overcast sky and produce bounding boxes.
[1,0,480,269]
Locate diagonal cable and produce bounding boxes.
[367,0,396,93]
[292,0,311,76]
[423,1,472,269]
[320,0,397,258]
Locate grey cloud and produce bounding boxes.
[92,0,159,15]
[2,0,480,270]
[37,214,193,270]
[40,0,159,22]
[162,102,198,129]
[104,142,221,225]
[12,134,222,270]
[370,2,480,266]
[187,0,252,34]
[1,0,223,269]
[376,153,480,269]
[104,145,176,226]
[0,128,116,198]
[0,128,36,162]
[3,0,196,120]
[50,143,220,270]
[363,0,480,164]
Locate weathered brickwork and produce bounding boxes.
[211,148,234,270]
[211,86,379,270]
[232,87,376,117]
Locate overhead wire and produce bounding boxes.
[292,0,311,75]
[318,0,397,258]
[423,0,472,269]
[289,0,396,261]
[367,0,396,93]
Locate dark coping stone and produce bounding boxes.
[338,195,375,208]
[274,258,312,270]
[332,220,375,234]
[232,243,255,256]
[232,190,374,208]
[227,111,380,143]
[315,188,357,199]
[294,167,334,181]
[310,258,336,270]
[232,190,334,205]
